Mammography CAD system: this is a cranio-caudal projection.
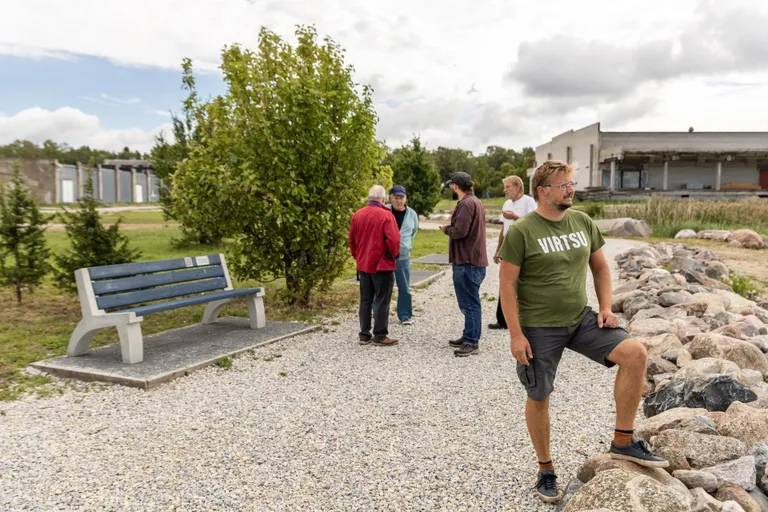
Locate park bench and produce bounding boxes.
[67,253,265,364]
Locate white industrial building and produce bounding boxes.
[530,123,768,198]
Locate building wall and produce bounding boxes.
[118,170,132,203]
[534,123,600,189]
[101,168,117,203]
[0,159,57,204]
[601,132,768,153]
[58,164,79,203]
[643,161,761,191]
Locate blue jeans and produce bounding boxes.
[372,259,413,321]
[452,263,486,346]
[394,258,412,321]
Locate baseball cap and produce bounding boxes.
[390,184,407,196]
[447,171,472,187]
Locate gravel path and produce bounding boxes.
[0,238,644,511]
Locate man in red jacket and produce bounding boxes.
[349,185,401,346]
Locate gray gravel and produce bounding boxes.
[0,238,644,511]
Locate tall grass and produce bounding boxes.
[604,196,768,238]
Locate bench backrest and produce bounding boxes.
[86,254,232,311]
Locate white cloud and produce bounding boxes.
[1,0,767,152]
[0,107,171,153]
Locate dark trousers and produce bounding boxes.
[359,270,395,340]
[496,294,508,328]
[452,263,486,346]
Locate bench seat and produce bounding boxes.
[125,288,261,317]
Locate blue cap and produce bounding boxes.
[390,185,407,196]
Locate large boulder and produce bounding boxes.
[715,488,761,512]
[713,323,764,341]
[595,218,653,238]
[718,402,768,448]
[698,230,733,241]
[688,334,768,376]
[691,487,726,511]
[638,333,684,358]
[747,489,768,512]
[612,290,648,313]
[731,230,766,250]
[692,293,732,315]
[672,317,711,342]
[675,229,698,239]
[659,291,694,307]
[644,375,758,416]
[672,358,751,386]
[672,469,719,492]
[562,469,690,512]
[703,457,757,491]
[750,444,768,481]
[624,297,660,322]
[706,260,731,281]
[647,356,679,378]
[633,307,688,323]
[635,407,709,443]
[630,318,679,338]
[649,430,747,471]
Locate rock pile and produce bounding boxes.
[675,229,766,250]
[558,242,768,512]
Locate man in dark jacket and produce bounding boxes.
[441,172,488,357]
[349,185,401,346]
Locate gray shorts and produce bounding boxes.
[517,307,630,401]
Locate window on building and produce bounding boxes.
[566,147,572,164]
[547,152,552,161]
[589,144,594,186]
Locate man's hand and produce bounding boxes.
[597,309,619,328]
[510,333,533,365]
[493,254,500,264]
[440,224,447,233]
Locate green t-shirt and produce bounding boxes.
[498,209,605,327]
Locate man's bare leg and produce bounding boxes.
[525,396,551,464]
[606,338,669,468]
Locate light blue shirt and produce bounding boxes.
[387,205,419,260]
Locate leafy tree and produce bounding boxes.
[149,59,225,245]
[390,136,442,216]
[53,174,141,291]
[0,162,51,304]
[170,26,379,306]
[0,140,144,165]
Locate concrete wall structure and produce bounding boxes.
[1,158,160,205]
[534,123,768,196]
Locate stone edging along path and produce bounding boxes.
[556,242,768,512]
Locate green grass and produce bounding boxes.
[0,225,450,401]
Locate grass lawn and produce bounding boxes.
[0,227,451,401]
[45,210,170,226]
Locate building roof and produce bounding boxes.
[103,159,153,168]
[601,131,768,153]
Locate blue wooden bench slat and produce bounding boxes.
[126,288,262,317]
[96,277,228,310]
[89,254,222,280]
[92,266,226,295]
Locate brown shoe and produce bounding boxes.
[373,337,399,346]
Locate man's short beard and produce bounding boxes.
[556,202,571,212]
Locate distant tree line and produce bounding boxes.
[0,140,145,165]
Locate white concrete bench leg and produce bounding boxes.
[117,322,144,364]
[67,313,143,363]
[246,295,266,329]
[68,320,105,357]
[202,298,232,325]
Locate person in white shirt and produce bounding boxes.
[489,175,537,329]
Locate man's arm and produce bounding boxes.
[493,231,504,264]
[502,210,520,220]
[499,260,533,365]
[442,202,471,239]
[589,248,619,328]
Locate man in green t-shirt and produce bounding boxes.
[498,160,668,504]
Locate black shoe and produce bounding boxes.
[373,337,399,346]
[359,334,373,345]
[535,470,560,504]
[448,338,464,348]
[488,323,506,330]
[454,344,479,357]
[609,438,669,468]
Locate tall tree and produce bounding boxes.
[53,174,141,291]
[170,26,380,305]
[0,162,52,304]
[391,136,442,216]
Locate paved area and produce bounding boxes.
[344,269,445,288]
[31,319,317,389]
[0,238,644,511]
[413,253,451,265]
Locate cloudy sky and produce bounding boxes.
[1,0,767,154]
